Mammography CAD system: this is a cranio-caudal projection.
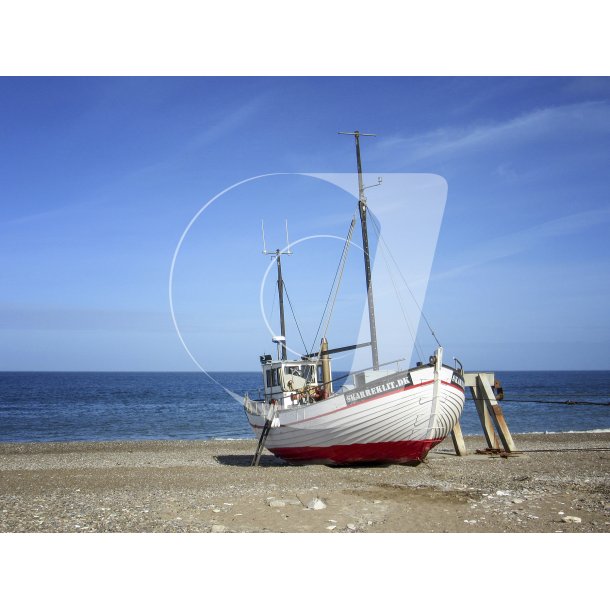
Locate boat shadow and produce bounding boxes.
[214,454,301,467]
[326,462,395,469]
[215,455,400,468]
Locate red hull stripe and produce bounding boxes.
[310,379,464,419]
[253,379,464,429]
[271,438,443,464]
[443,380,466,393]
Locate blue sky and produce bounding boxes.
[1,76,609,371]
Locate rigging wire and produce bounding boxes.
[319,216,357,348]
[368,215,425,362]
[369,213,441,348]
[282,282,309,357]
[309,214,357,355]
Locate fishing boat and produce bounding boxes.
[243,131,466,465]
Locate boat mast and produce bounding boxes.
[339,130,380,370]
[275,248,287,360]
[262,220,291,361]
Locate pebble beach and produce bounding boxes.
[1,432,608,533]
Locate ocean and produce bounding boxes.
[0,371,609,443]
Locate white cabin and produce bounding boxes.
[259,356,332,409]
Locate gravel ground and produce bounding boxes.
[1,432,608,533]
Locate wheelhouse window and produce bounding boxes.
[265,368,281,388]
[282,364,316,381]
[301,365,315,382]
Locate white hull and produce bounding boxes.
[244,363,465,464]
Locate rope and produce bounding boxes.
[467,397,610,407]
[485,392,610,399]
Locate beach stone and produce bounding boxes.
[268,500,286,508]
[496,490,511,496]
[1,433,608,534]
[347,523,356,530]
[512,499,524,504]
[561,516,582,524]
[307,498,326,510]
[211,525,226,533]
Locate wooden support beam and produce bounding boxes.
[450,420,467,456]
[450,371,515,457]
[470,383,501,450]
[477,374,517,453]
[464,372,494,387]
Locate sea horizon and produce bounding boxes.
[2,368,609,373]
[1,370,609,444]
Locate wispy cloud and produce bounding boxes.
[0,95,270,228]
[189,96,266,149]
[0,305,172,332]
[431,206,610,282]
[132,94,268,177]
[375,100,610,167]
[0,198,101,228]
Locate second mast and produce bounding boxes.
[339,130,380,370]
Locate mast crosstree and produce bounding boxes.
[338,130,380,370]
[262,220,292,360]
[264,132,380,368]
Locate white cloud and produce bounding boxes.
[431,206,610,281]
[376,100,610,166]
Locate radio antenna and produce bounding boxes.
[261,219,293,359]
